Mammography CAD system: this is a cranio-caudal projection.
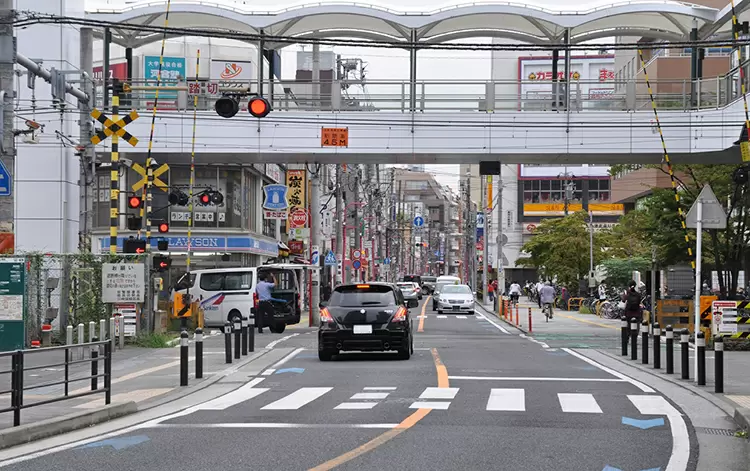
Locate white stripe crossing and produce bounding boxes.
[334,402,378,410]
[350,392,390,400]
[410,401,451,410]
[261,369,275,376]
[557,393,602,414]
[456,315,467,319]
[363,387,397,391]
[486,388,525,412]
[261,387,332,410]
[419,387,459,400]
[437,315,447,319]
[198,383,269,410]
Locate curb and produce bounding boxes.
[597,349,750,430]
[477,303,527,334]
[0,402,137,450]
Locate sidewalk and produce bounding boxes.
[0,329,294,431]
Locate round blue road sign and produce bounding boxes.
[353,260,362,269]
[413,216,424,227]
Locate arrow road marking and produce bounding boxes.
[79,435,150,451]
[622,416,665,430]
[275,367,305,375]
[602,467,623,471]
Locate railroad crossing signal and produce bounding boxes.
[90,108,139,146]
[131,162,169,192]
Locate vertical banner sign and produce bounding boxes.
[0,259,25,351]
[143,56,186,100]
[487,175,493,211]
[286,169,308,230]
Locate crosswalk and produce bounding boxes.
[176,382,662,418]
[435,314,484,320]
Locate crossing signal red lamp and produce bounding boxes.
[199,193,211,205]
[158,222,169,233]
[128,195,142,209]
[248,96,271,118]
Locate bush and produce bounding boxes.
[130,332,176,348]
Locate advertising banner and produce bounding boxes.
[93,62,128,82]
[143,56,186,100]
[210,60,253,89]
[286,169,308,229]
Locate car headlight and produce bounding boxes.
[465,299,473,304]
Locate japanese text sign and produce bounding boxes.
[286,169,308,228]
[102,263,145,303]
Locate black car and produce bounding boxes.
[318,283,417,361]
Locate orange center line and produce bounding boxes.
[417,296,431,333]
[308,347,448,470]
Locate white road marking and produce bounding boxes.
[419,387,459,399]
[149,423,398,429]
[272,347,305,368]
[436,315,447,319]
[363,387,397,391]
[558,393,602,414]
[475,309,511,334]
[350,392,390,400]
[261,387,332,410]
[416,315,426,319]
[629,395,690,471]
[265,333,300,349]
[562,348,655,393]
[197,385,270,410]
[456,315,467,319]
[486,388,525,411]
[261,369,276,376]
[519,333,550,349]
[334,402,379,410]
[409,401,451,410]
[449,375,626,383]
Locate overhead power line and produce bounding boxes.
[9,11,750,52]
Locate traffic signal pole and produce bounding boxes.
[311,167,321,326]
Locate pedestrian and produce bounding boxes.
[536,280,544,308]
[255,273,286,333]
[622,280,643,329]
[487,282,495,303]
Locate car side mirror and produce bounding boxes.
[473,292,477,296]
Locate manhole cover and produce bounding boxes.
[694,427,737,437]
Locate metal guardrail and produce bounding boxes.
[0,341,112,427]
[95,75,750,113]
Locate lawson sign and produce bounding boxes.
[101,236,278,257]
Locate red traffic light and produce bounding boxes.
[248,96,271,118]
[200,193,210,205]
[128,196,142,209]
[158,222,169,233]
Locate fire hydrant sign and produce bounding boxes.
[102,263,145,303]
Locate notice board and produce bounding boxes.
[0,259,25,351]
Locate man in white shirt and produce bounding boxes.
[535,281,544,308]
[509,281,522,306]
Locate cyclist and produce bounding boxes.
[509,280,522,306]
[540,281,556,319]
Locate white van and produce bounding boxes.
[173,264,308,333]
[432,275,462,310]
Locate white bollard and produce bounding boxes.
[100,319,106,342]
[109,317,115,352]
[66,325,73,362]
[89,321,96,343]
[77,323,84,360]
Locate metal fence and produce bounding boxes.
[0,254,147,346]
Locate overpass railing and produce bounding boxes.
[96,74,749,113]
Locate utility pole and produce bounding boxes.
[482,175,488,304]
[398,178,404,280]
[79,28,95,252]
[496,168,505,297]
[375,164,381,280]
[335,165,343,285]
[0,0,14,244]
[310,165,321,326]
[354,166,362,282]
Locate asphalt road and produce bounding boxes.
[0,297,697,471]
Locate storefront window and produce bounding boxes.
[221,169,243,229]
[522,178,610,204]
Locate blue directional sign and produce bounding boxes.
[262,184,288,210]
[0,160,11,196]
[383,257,391,265]
[324,250,337,266]
[413,216,424,227]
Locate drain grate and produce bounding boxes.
[694,427,738,437]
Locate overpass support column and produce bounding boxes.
[552,49,559,110]
[563,29,571,113]
[409,29,417,112]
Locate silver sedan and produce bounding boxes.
[437,284,475,314]
[397,282,421,302]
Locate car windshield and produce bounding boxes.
[442,285,472,294]
[330,285,395,307]
[435,281,457,292]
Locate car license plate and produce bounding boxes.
[452,306,460,311]
[353,325,372,334]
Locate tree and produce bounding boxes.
[519,211,606,290]
[600,257,651,287]
[609,164,750,298]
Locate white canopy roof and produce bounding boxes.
[84,1,724,48]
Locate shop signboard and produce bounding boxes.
[0,259,25,351]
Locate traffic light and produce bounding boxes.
[153,255,171,272]
[158,221,170,233]
[196,190,224,206]
[123,237,147,254]
[248,96,271,118]
[215,95,240,118]
[128,195,142,209]
[168,189,189,206]
[127,216,142,231]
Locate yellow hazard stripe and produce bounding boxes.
[637,49,696,272]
